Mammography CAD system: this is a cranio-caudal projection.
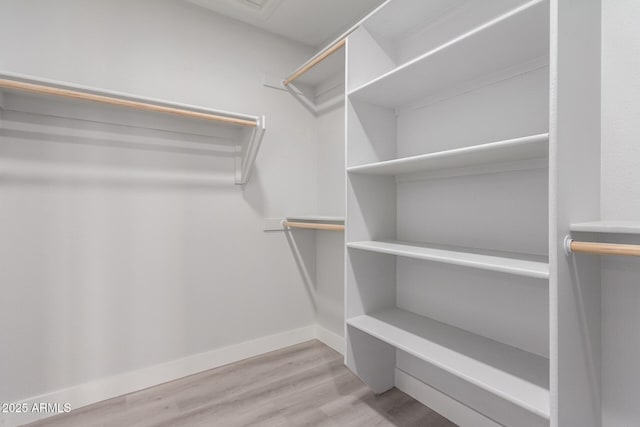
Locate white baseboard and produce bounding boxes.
[1,325,317,427]
[315,325,345,355]
[2,326,500,427]
[395,368,501,427]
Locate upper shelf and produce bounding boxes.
[347,133,548,176]
[347,240,549,279]
[570,221,640,235]
[0,72,266,185]
[348,0,549,108]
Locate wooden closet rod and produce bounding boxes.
[0,79,257,127]
[565,238,640,257]
[283,38,346,86]
[283,221,345,231]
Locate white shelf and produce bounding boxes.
[570,221,640,235]
[286,215,344,223]
[347,240,549,279]
[348,0,549,108]
[0,159,236,186]
[0,71,266,185]
[347,308,550,420]
[347,133,548,176]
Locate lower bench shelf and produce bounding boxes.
[346,308,550,420]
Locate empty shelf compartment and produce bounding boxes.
[349,0,549,108]
[347,308,550,420]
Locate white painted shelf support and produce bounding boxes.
[237,115,266,185]
[282,81,343,116]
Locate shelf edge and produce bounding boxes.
[347,313,551,420]
[347,133,549,175]
[570,221,640,235]
[347,241,549,279]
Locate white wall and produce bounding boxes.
[601,1,640,425]
[315,106,346,340]
[0,0,322,407]
[316,107,345,217]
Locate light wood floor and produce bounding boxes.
[24,340,456,427]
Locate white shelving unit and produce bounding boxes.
[345,0,603,426]
[0,72,266,185]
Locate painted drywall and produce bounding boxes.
[601,1,640,425]
[316,107,345,217]
[0,0,322,409]
[314,106,346,339]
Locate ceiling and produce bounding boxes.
[183,0,386,47]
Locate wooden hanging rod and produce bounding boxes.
[0,79,257,127]
[283,221,345,231]
[565,237,640,257]
[283,38,347,86]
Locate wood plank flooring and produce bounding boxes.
[24,340,456,427]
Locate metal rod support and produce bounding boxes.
[564,235,640,257]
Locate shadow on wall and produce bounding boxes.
[0,127,243,190]
[283,227,317,312]
[566,246,601,422]
[241,167,268,217]
[0,164,240,189]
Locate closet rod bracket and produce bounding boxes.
[564,234,640,257]
[563,235,573,256]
